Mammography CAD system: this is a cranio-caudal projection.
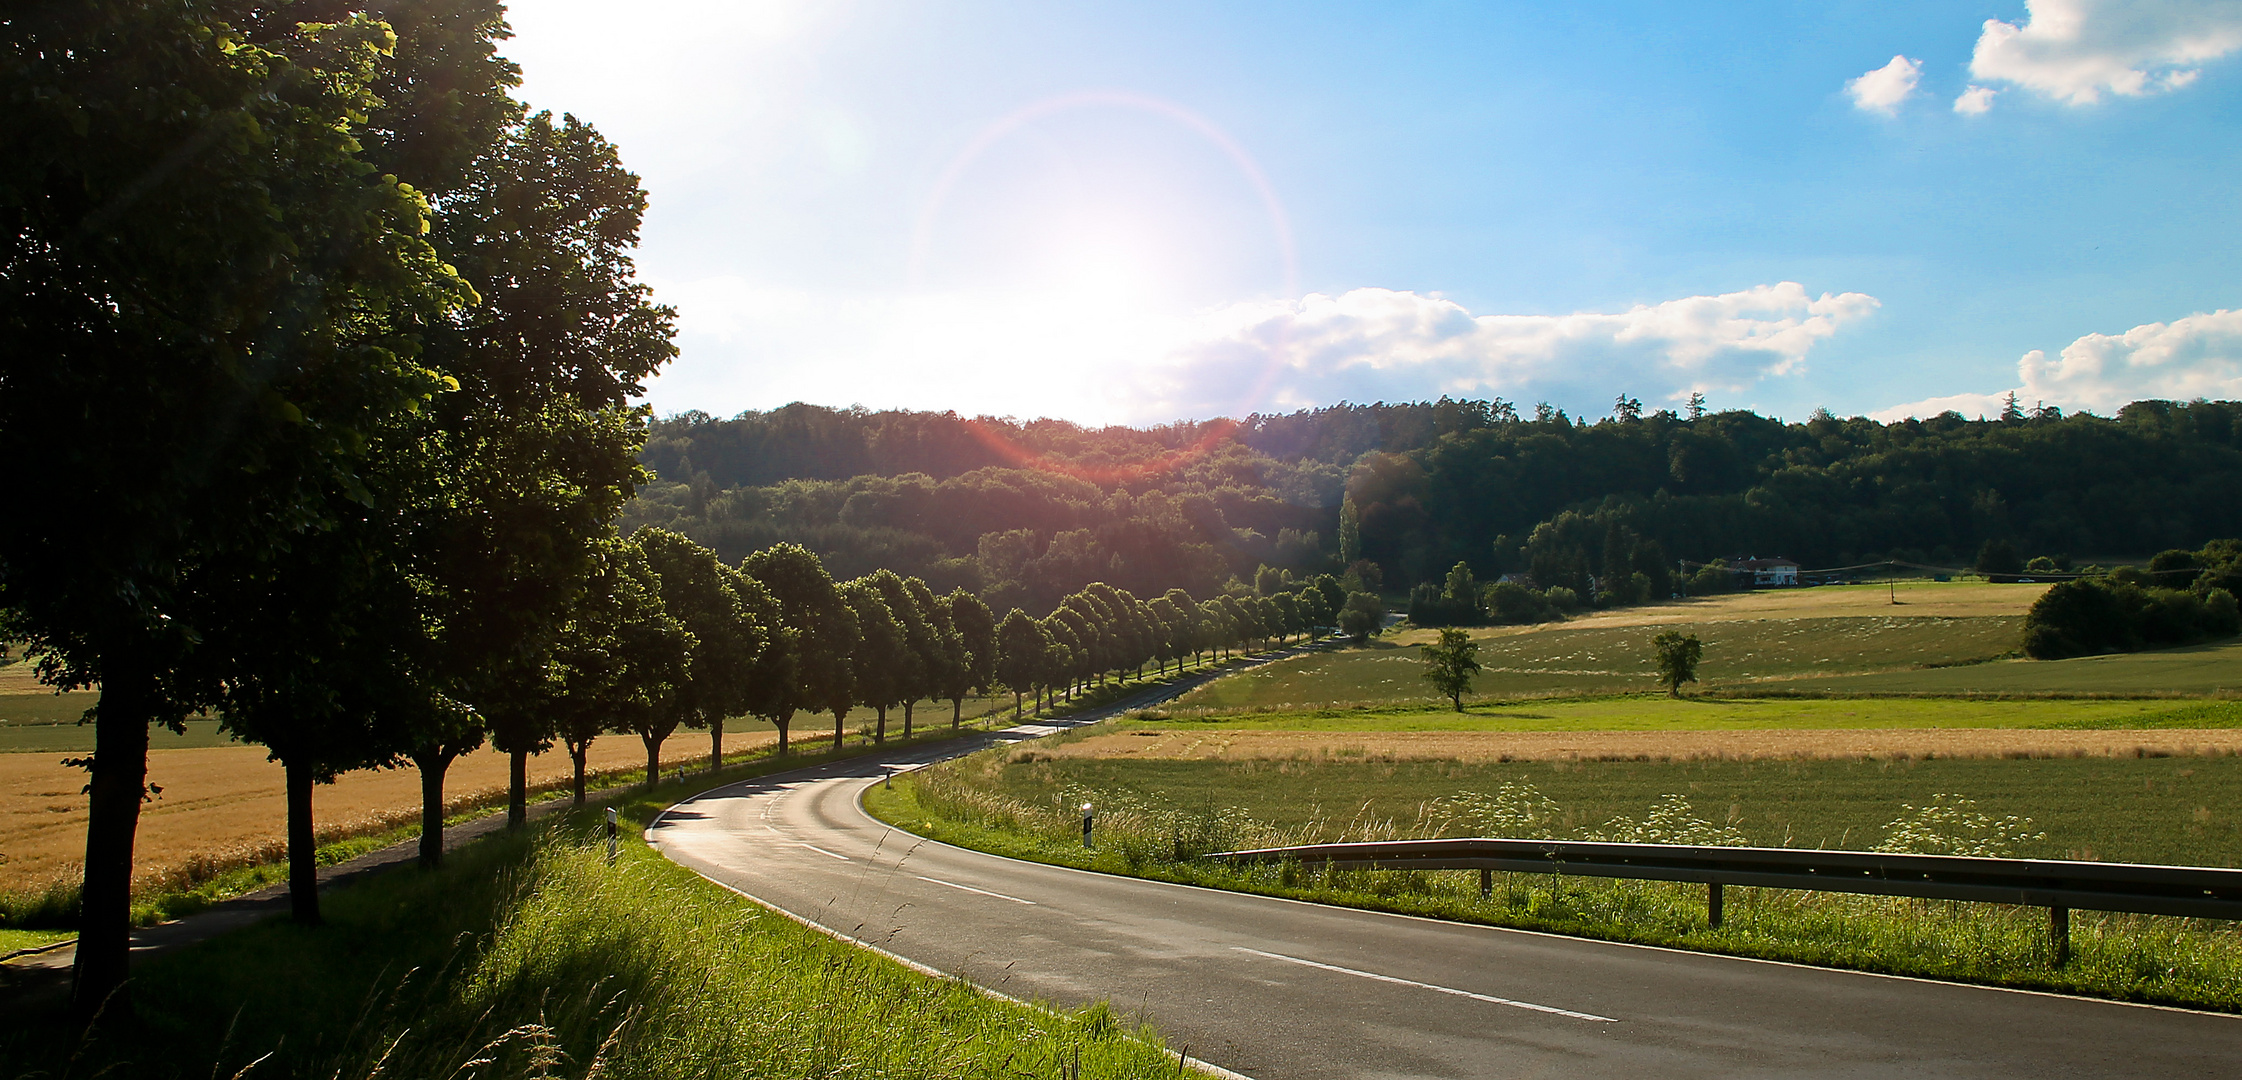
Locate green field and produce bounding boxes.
[1778,639,2242,695]
[952,750,2242,866]
[1181,614,2031,709]
[0,689,99,728]
[875,751,2242,1009]
[1132,695,2242,732]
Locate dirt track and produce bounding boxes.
[0,731,777,894]
[1035,727,2242,766]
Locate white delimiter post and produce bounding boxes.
[605,807,619,866]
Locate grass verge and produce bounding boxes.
[3,738,1191,1079]
[866,745,2242,1012]
[1129,694,2242,732]
[0,715,1026,936]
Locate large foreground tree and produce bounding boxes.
[0,4,474,1016]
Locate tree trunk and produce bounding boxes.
[414,747,451,868]
[285,760,320,925]
[833,708,845,751]
[710,715,724,773]
[902,700,913,738]
[644,734,661,788]
[71,658,150,1020]
[874,704,887,743]
[507,748,528,828]
[951,697,963,729]
[775,713,790,756]
[569,740,589,805]
[1013,690,1022,721]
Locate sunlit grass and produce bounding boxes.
[868,749,2242,1010]
[5,812,1188,1079]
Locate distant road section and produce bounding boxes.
[651,716,2242,1079]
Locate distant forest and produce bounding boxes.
[621,398,2242,615]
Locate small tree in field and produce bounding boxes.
[1420,628,1481,711]
[1652,630,1703,697]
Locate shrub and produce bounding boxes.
[1480,581,1558,624]
[2022,577,2242,659]
[1544,586,1583,613]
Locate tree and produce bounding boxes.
[1339,592,1386,642]
[1339,494,1362,566]
[839,579,905,746]
[864,570,940,738]
[1419,628,1481,711]
[639,529,766,777]
[1652,630,1703,697]
[943,588,996,727]
[742,543,855,754]
[994,609,1050,720]
[1,7,476,1016]
[416,108,677,828]
[1976,538,2025,579]
[553,539,688,803]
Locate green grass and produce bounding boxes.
[0,690,103,730]
[1779,638,2242,695]
[3,818,1185,1079]
[0,717,1027,934]
[942,751,2242,864]
[864,746,2242,1010]
[1181,615,2029,709]
[1131,694,2242,732]
[0,928,72,954]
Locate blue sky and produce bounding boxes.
[504,0,2242,425]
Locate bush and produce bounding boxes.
[1406,581,1481,627]
[1480,581,1558,624]
[1338,591,1386,641]
[1545,586,1583,613]
[1685,561,1734,596]
[2022,576,2242,659]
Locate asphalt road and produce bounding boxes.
[651,709,2242,1079]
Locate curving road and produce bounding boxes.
[650,706,2242,1079]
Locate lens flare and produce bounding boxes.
[910,90,1298,481]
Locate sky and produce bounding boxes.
[501,0,2242,426]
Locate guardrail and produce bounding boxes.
[1207,838,2242,964]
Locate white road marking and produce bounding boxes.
[915,875,1038,905]
[792,843,851,861]
[1232,946,1617,1023]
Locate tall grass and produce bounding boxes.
[875,751,2242,1011]
[7,821,1190,1079]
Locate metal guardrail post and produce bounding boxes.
[1479,868,1492,900]
[1708,882,1724,929]
[2051,905,2070,966]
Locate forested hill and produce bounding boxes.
[622,398,2242,615]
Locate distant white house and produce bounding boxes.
[1733,556,1800,587]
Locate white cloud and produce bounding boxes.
[1875,307,2242,420]
[644,280,1881,425]
[1969,0,2242,105]
[1954,85,1999,114]
[1847,55,1924,114]
[1121,284,1880,421]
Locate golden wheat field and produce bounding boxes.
[1033,727,2242,765]
[0,730,775,894]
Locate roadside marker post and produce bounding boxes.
[1082,803,1094,849]
[605,807,619,866]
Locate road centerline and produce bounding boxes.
[915,875,1038,904]
[1231,946,1619,1023]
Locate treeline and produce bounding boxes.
[632,399,2242,614]
[2,1,670,1017]
[2022,541,2242,659]
[567,534,1352,779]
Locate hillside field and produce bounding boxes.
[1175,581,2242,709]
